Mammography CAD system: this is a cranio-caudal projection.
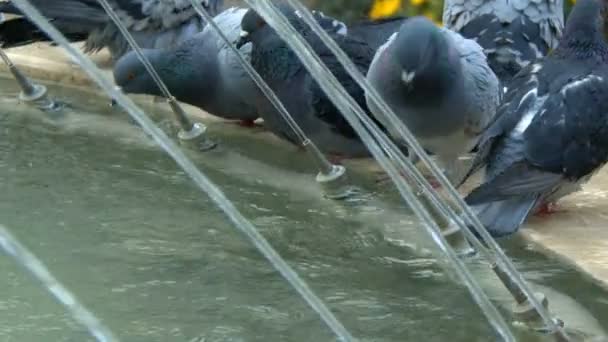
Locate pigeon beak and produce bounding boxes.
[235,30,250,49]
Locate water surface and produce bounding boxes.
[0,79,607,341]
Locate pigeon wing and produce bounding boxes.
[309,33,378,139]
[457,60,542,186]
[524,69,608,180]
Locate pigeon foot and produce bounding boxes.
[534,202,561,217]
[327,153,346,165]
[233,119,257,128]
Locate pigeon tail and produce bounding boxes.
[0,0,224,59]
[0,0,101,48]
[469,195,539,238]
[442,158,470,187]
[0,17,54,48]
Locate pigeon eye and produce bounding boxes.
[127,72,135,81]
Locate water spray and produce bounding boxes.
[9,1,355,339]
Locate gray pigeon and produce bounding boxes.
[443,0,564,87]
[0,0,224,60]
[235,6,390,159]
[459,0,608,237]
[113,7,258,123]
[112,6,351,123]
[366,16,500,183]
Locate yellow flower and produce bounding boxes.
[423,10,435,20]
[369,0,402,19]
[411,0,426,6]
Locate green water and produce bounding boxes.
[0,79,607,341]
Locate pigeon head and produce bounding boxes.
[236,8,267,48]
[113,49,169,97]
[392,16,458,95]
[561,0,607,43]
[113,40,217,108]
[236,4,306,49]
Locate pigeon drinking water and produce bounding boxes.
[0,0,224,60]
[112,6,354,123]
[235,6,390,159]
[458,0,608,237]
[366,16,500,184]
[443,0,564,88]
[113,7,259,123]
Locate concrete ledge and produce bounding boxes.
[0,43,238,125]
[2,43,608,291]
[1,43,113,87]
[522,170,608,290]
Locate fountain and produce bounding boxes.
[0,48,61,113]
[3,0,354,340]
[0,0,598,341]
[244,1,568,339]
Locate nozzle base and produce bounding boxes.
[18,83,47,103]
[316,165,354,200]
[178,122,217,152]
[442,224,476,257]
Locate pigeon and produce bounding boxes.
[0,0,224,60]
[235,6,388,159]
[113,7,257,123]
[347,16,408,51]
[459,0,608,237]
[112,6,352,123]
[366,16,500,184]
[443,0,564,88]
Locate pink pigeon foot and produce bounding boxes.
[534,202,561,217]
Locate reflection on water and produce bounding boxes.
[0,79,607,341]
